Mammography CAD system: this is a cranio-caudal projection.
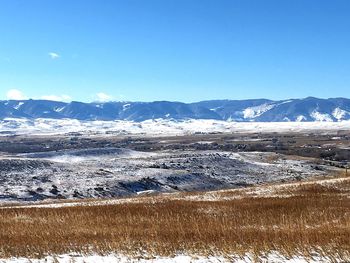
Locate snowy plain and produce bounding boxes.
[1,118,350,136]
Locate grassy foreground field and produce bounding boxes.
[0,174,349,261]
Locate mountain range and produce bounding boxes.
[1,97,350,122]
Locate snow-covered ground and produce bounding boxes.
[0,150,333,204]
[0,252,339,263]
[4,173,347,210]
[1,118,350,136]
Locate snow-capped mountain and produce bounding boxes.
[1,97,350,122]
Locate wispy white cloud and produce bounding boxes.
[49,52,60,59]
[95,92,113,102]
[6,89,27,100]
[40,94,71,102]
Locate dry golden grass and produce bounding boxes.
[0,177,349,260]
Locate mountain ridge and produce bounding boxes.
[1,97,350,122]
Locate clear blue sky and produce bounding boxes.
[0,0,349,102]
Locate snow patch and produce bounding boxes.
[122,104,131,111]
[0,252,341,263]
[210,106,222,112]
[136,190,157,195]
[242,104,275,119]
[13,102,24,110]
[296,115,307,122]
[310,110,333,122]
[332,107,349,121]
[54,107,65,113]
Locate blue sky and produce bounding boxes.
[0,0,349,102]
